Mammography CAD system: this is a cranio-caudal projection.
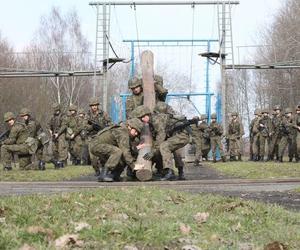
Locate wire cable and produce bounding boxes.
[189,3,196,93]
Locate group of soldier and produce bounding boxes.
[1,74,299,182]
[249,105,300,162]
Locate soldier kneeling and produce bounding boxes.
[89,118,143,182]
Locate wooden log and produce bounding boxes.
[134,50,156,181]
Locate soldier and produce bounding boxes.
[252,110,262,161]
[48,103,68,168]
[190,116,203,166]
[269,105,283,161]
[278,108,297,162]
[249,109,260,161]
[89,118,143,182]
[294,105,300,162]
[255,109,273,161]
[208,113,226,163]
[77,108,89,165]
[64,105,83,165]
[126,77,144,119]
[227,112,245,161]
[1,112,37,170]
[199,114,211,160]
[19,108,47,170]
[86,97,112,175]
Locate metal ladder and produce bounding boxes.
[217,1,234,68]
[93,3,111,111]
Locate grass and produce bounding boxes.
[0,188,299,249]
[209,160,300,179]
[0,164,94,182]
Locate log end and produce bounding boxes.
[136,169,152,181]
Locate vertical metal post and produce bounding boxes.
[205,41,211,117]
[130,41,135,77]
[102,4,108,112]
[220,2,226,131]
[93,4,99,97]
[121,95,127,121]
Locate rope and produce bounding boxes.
[189,3,195,93]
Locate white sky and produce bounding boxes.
[0,0,283,114]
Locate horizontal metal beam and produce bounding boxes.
[90,1,239,6]
[225,64,300,70]
[123,39,219,43]
[121,92,214,97]
[0,70,103,78]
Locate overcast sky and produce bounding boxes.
[0,0,283,114]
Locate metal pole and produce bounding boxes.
[221,2,226,131]
[102,4,108,112]
[205,41,211,116]
[90,1,240,6]
[93,4,99,97]
[130,41,135,77]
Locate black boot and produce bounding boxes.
[289,158,293,162]
[177,166,185,181]
[56,161,64,168]
[51,159,59,169]
[212,157,217,163]
[221,156,227,162]
[193,159,200,166]
[3,164,12,171]
[98,167,113,182]
[38,161,46,171]
[160,168,175,181]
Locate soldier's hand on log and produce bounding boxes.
[136,143,146,150]
[143,151,154,161]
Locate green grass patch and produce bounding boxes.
[0,188,299,249]
[0,164,94,182]
[209,161,300,179]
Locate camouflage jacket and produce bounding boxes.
[250,117,260,136]
[228,119,245,139]
[94,125,135,167]
[48,113,66,136]
[257,116,272,137]
[281,116,296,137]
[208,122,223,137]
[271,114,283,135]
[86,109,112,136]
[2,121,30,145]
[126,93,144,119]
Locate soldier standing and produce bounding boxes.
[190,116,203,166]
[86,97,113,175]
[48,103,68,168]
[1,112,36,170]
[199,114,211,160]
[77,108,89,165]
[256,110,273,161]
[269,105,283,161]
[278,108,297,162]
[208,113,226,163]
[294,105,300,162]
[249,109,260,161]
[252,110,262,161]
[89,118,143,182]
[227,112,245,161]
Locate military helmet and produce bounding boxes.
[285,108,293,114]
[52,103,61,111]
[200,114,208,120]
[78,108,85,114]
[131,105,151,118]
[4,112,15,122]
[154,101,168,114]
[231,112,238,116]
[128,77,142,89]
[19,108,31,116]
[211,113,217,119]
[69,104,77,112]
[154,74,163,83]
[261,109,269,114]
[254,109,260,115]
[89,97,100,106]
[273,105,281,111]
[127,118,144,133]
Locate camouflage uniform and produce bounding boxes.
[1,112,35,170]
[249,109,260,161]
[89,118,143,182]
[256,110,273,161]
[269,105,283,161]
[77,108,89,165]
[126,77,144,119]
[48,103,68,168]
[86,97,113,175]
[252,111,262,161]
[227,112,245,161]
[278,108,297,162]
[199,114,211,160]
[295,106,300,162]
[208,113,226,162]
[190,117,203,165]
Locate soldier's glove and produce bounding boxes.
[143,151,154,161]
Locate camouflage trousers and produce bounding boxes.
[229,138,242,157]
[269,133,282,158]
[1,144,33,169]
[252,134,260,156]
[210,136,225,158]
[90,141,124,171]
[278,135,296,158]
[68,136,83,162]
[259,136,271,157]
[159,131,189,170]
[297,132,300,158]
[192,138,203,161]
[52,134,68,162]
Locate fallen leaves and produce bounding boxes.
[193,212,209,224]
[54,234,84,249]
[73,222,91,232]
[179,223,191,235]
[264,241,288,250]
